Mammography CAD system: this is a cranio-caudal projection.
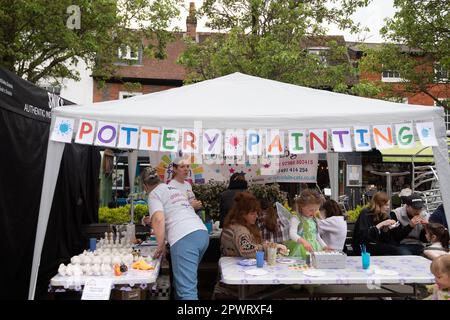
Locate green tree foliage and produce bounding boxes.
[0,0,181,84]
[358,0,450,108]
[178,0,370,91]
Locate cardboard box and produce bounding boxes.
[311,251,346,269]
[111,288,143,300]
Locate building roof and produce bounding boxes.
[346,41,423,54]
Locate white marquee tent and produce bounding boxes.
[29,73,450,298]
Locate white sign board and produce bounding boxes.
[81,278,112,300]
[346,165,362,187]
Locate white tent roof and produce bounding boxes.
[54,72,442,129]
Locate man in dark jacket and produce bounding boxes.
[429,204,448,229]
[219,173,248,228]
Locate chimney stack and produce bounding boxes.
[186,2,197,40]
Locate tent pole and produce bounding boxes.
[128,150,138,224]
[28,139,65,299]
[432,117,450,227]
[326,152,339,201]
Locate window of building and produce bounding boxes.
[307,47,329,65]
[434,99,450,131]
[434,64,449,83]
[119,91,142,99]
[386,96,408,104]
[41,85,61,95]
[381,70,403,82]
[118,45,140,61]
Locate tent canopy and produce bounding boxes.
[30,72,450,299]
[53,73,441,129]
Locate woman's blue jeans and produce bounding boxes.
[170,230,209,300]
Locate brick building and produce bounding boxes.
[93,2,200,102]
[347,42,450,129]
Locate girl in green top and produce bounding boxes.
[286,189,330,259]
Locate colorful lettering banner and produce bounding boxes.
[203,129,222,155]
[181,129,199,153]
[288,130,306,154]
[373,124,394,150]
[75,119,96,145]
[117,124,139,149]
[160,128,179,152]
[224,129,244,156]
[416,122,438,147]
[309,129,328,153]
[51,117,75,143]
[50,117,441,155]
[139,127,160,151]
[246,129,263,156]
[94,121,118,147]
[266,130,284,156]
[331,128,352,152]
[395,123,415,149]
[353,126,372,151]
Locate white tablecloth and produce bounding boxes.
[220,256,434,285]
[50,258,161,290]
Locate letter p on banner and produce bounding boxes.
[75,119,96,145]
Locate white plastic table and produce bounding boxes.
[49,257,161,293]
[219,255,434,299]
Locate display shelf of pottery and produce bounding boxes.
[57,232,139,277]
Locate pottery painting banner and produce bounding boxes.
[416,122,438,147]
[246,129,263,156]
[224,129,244,156]
[373,124,394,150]
[266,130,284,156]
[288,130,307,154]
[67,119,438,154]
[75,119,96,145]
[309,129,328,153]
[353,126,372,151]
[94,121,118,148]
[331,128,352,152]
[203,129,222,155]
[139,127,160,151]
[117,124,139,149]
[395,123,415,149]
[50,117,75,143]
[160,128,179,152]
[181,129,200,153]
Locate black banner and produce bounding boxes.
[0,67,100,299]
[0,67,71,123]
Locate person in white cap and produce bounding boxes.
[141,166,209,300]
[399,187,412,205]
[168,156,202,211]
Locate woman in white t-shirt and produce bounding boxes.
[141,166,209,300]
[168,157,202,211]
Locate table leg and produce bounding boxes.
[238,285,247,300]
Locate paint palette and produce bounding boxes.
[277,258,303,264]
[245,269,269,276]
[288,263,310,271]
[237,259,257,266]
